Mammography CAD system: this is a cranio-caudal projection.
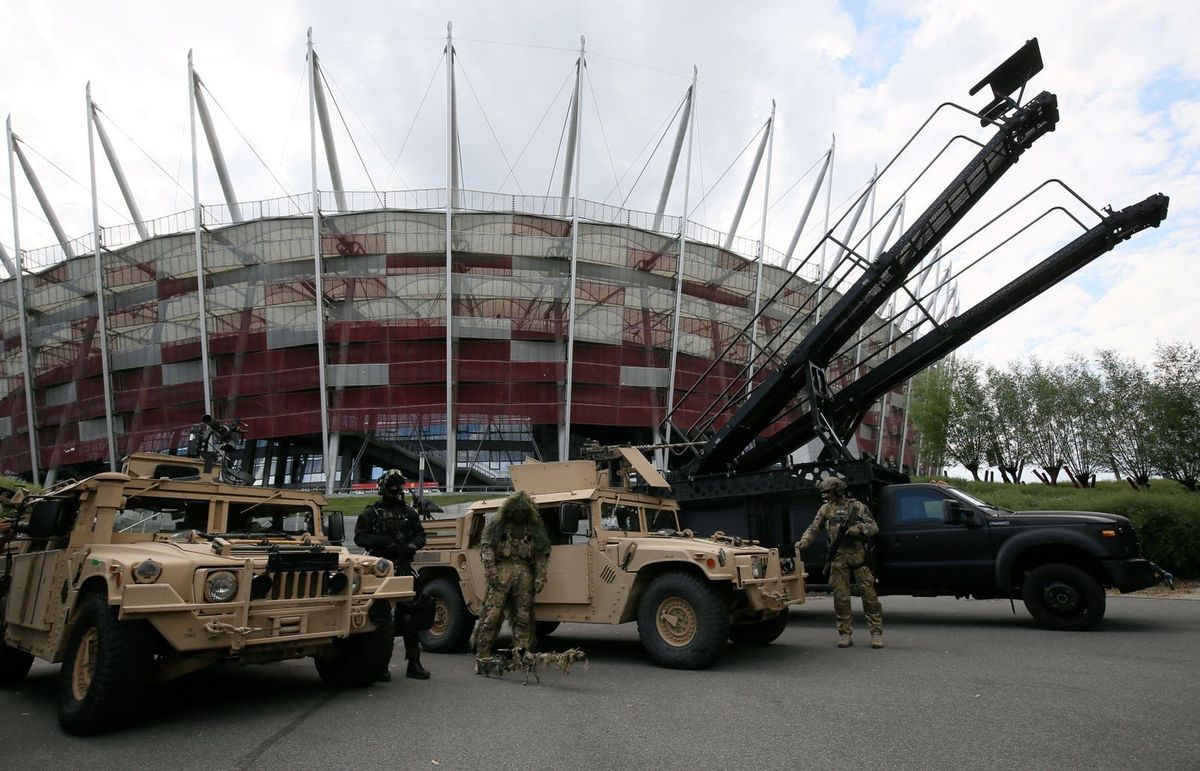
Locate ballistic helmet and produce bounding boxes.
[818,476,847,500]
[378,469,406,499]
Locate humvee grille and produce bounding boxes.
[269,570,327,600]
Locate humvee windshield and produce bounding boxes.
[227,502,315,535]
[115,496,210,533]
[646,507,679,531]
[601,503,642,533]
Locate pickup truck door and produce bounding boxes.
[876,487,993,595]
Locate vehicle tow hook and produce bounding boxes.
[204,620,263,650]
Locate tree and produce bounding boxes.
[985,364,1033,483]
[909,364,952,475]
[944,357,990,480]
[1058,357,1103,487]
[1024,359,1068,485]
[1093,350,1153,488]
[1146,342,1200,491]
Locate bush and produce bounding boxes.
[927,478,1200,579]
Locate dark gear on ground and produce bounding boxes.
[471,490,551,666]
[355,470,431,679]
[797,483,884,649]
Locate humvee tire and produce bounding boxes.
[637,572,730,669]
[418,578,475,653]
[0,591,34,686]
[315,611,395,687]
[729,613,787,646]
[534,620,560,640]
[58,592,157,735]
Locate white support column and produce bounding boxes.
[561,36,586,461]
[874,199,905,462]
[746,102,775,393]
[816,134,834,323]
[10,138,75,259]
[90,100,148,241]
[652,84,694,233]
[86,84,119,471]
[307,35,334,496]
[662,68,698,471]
[6,117,40,483]
[309,29,347,214]
[0,240,15,278]
[444,22,457,491]
[188,50,214,416]
[723,114,771,251]
[191,59,243,223]
[559,38,584,218]
[784,144,832,267]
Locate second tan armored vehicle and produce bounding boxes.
[413,448,804,669]
[0,453,413,735]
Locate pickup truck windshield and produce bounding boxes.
[947,488,1011,513]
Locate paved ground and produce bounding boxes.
[2,595,1197,770]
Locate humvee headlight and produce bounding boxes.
[717,548,727,568]
[351,570,362,593]
[132,560,162,584]
[205,570,239,603]
[373,558,392,578]
[751,556,767,579]
[328,572,349,594]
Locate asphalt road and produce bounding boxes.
[2,595,1197,770]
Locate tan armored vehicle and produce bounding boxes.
[413,447,804,669]
[0,453,413,735]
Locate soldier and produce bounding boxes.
[354,469,431,680]
[795,476,885,649]
[471,490,551,671]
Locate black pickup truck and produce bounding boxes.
[798,483,1172,630]
[676,476,1173,631]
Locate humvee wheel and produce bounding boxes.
[534,620,560,641]
[418,578,475,653]
[0,591,34,686]
[58,592,156,735]
[729,613,788,646]
[637,572,729,669]
[315,609,394,688]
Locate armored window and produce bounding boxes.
[600,503,641,533]
[115,496,211,534]
[227,502,315,535]
[646,507,679,532]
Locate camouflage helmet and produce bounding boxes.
[817,476,848,499]
[377,469,407,499]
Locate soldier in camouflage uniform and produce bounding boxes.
[354,469,431,680]
[796,476,884,649]
[472,490,551,671]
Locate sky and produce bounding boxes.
[0,0,1195,369]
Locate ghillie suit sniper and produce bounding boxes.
[471,490,551,667]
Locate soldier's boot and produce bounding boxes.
[406,655,431,680]
[870,632,884,649]
[376,669,392,682]
[837,633,853,648]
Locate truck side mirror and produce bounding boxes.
[941,500,966,525]
[559,504,586,536]
[324,511,345,544]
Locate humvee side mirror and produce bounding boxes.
[25,499,64,541]
[324,511,346,544]
[942,500,967,525]
[559,504,586,536]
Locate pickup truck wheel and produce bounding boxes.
[417,578,475,653]
[0,591,34,686]
[1021,563,1106,631]
[729,613,788,646]
[315,609,394,688]
[58,592,156,735]
[637,572,729,669]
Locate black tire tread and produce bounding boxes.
[729,613,788,646]
[1021,562,1106,631]
[417,577,475,653]
[636,571,729,670]
[315,609,395,688]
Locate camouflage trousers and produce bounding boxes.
[473,561,536,657]
[829,558,883,635]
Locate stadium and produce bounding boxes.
[0,34,920,492]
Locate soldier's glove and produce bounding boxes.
[794,541,807,555]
